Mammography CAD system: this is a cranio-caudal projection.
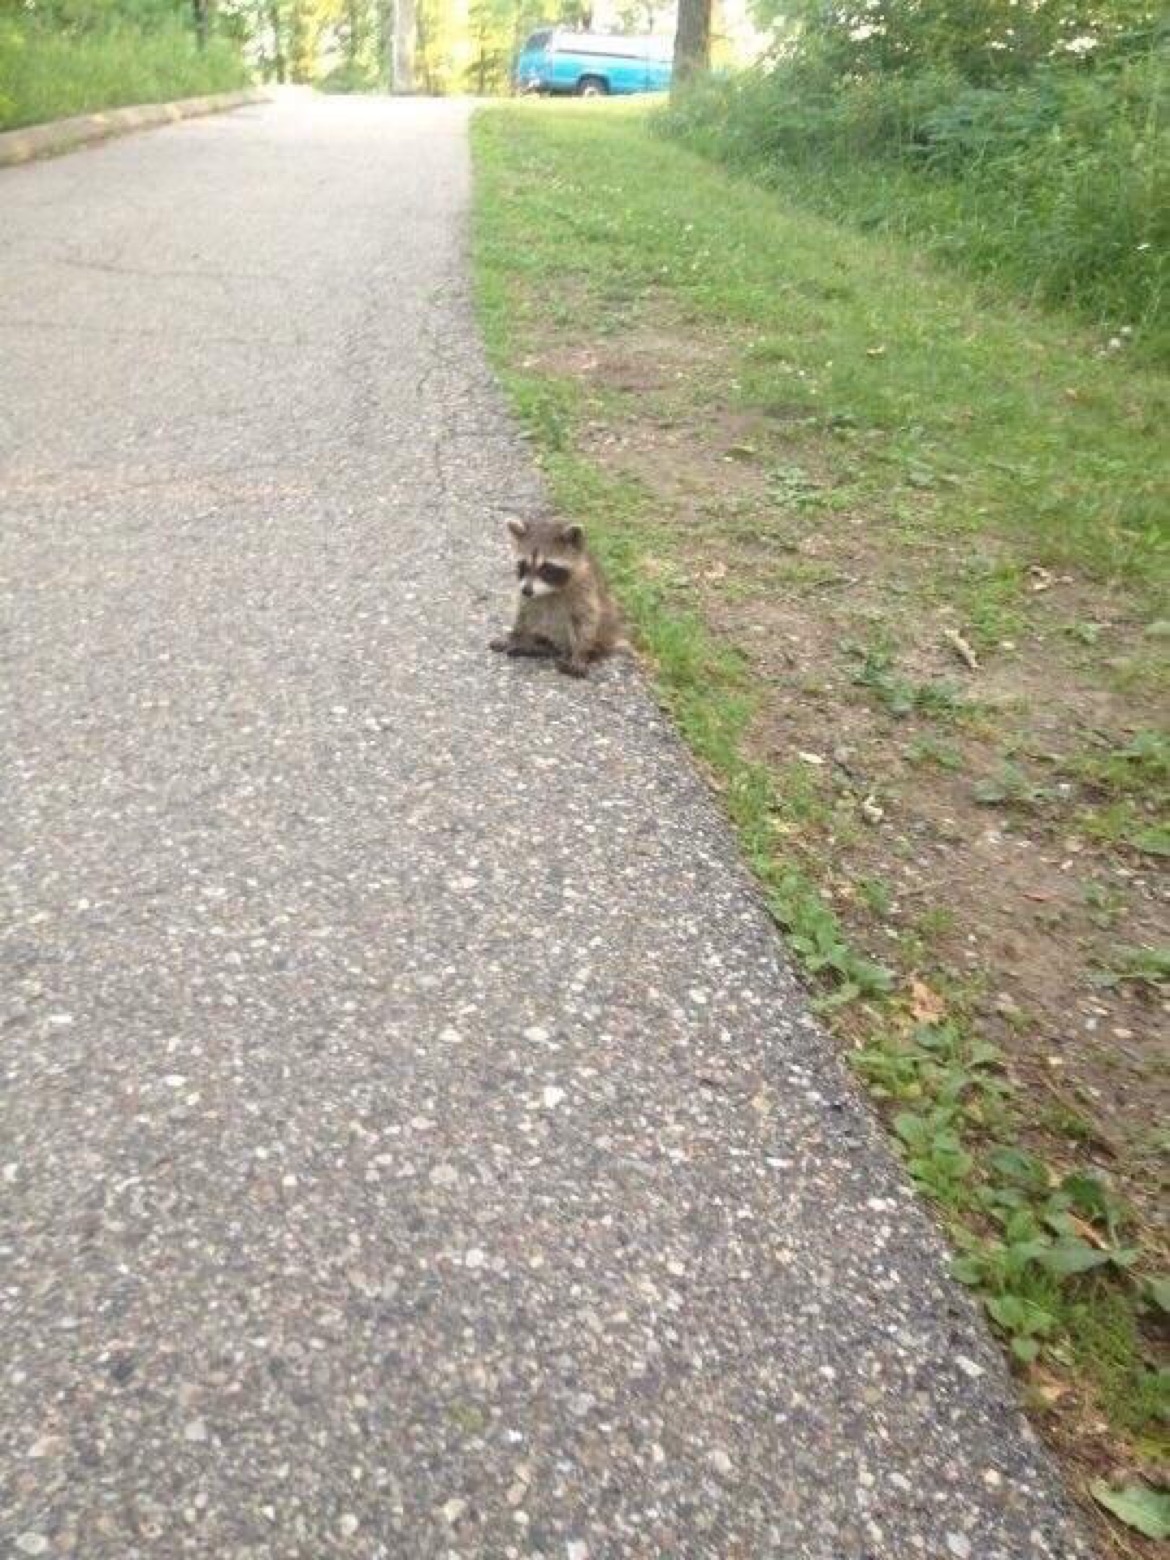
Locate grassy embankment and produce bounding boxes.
[661,50,1168,366]
[471,101,1168,1554]
[0,19,246,132]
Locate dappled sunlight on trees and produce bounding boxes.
[748,0,1165,82]
[1,0,767,106]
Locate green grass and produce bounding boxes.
[474,102,1168,595]
[1066,730,1170,856]
[0,20,247,131]
[659,54,1170,363]
[471,98,1169,1516]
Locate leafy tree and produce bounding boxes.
[464,0,558,93]
[615,0,673,30]
[751,1,1166,83]
[0,0,203,30]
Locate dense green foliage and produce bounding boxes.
[0,1,246,128]
[463,0,559,96]
[748,0,1163,82]
[660,5,1169,357]
[3,0,209,29]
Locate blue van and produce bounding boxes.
[514,29,673,97]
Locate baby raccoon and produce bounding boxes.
[490,515,621,679]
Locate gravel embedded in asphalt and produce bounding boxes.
[0,93,1094,1558]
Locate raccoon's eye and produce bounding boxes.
[516,559,529,579]
[537,562,571,587]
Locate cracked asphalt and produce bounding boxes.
[0,94,1094,1558]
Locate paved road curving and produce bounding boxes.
[1,94,1093,1559]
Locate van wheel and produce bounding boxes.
[576,76,608,96]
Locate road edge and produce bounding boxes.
[0,88,270,169]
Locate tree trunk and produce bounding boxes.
[345,0,361,65]
[266,0,287,82]
[289,0,308,82]
[393,0,416,92]
[377,0,394,89]
[191,0,209,50]
[671,0,710,94]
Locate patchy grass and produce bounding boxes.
[472,99,1169,1554]
[0,19,246,131]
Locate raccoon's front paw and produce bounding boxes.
[556,657,589,679]
[489,635,511,653]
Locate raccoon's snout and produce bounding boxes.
[521,581,535,597]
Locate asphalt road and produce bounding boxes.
[0,94,1093,1559]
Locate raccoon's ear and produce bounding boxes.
[560,523,584,549]
[506,517,529,540]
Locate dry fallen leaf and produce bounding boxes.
[943,627,980,671]
[1030,1371,1069,1407]
[1069,1214,1109,1249]
[910,979,947,1024]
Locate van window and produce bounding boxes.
[522,30,552,51]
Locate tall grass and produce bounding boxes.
[0,19,247,131]
[659,49,1169,362]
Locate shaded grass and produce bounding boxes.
[0,20,247,131]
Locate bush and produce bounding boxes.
[315,60,380,93]
[659,47,1169,358]
[0,17,248,130]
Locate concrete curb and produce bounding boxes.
[0,88,269,168]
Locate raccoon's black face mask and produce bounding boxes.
[516,557,571,597]
[507,517,584,598]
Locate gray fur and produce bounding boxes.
[491,516,621,678]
